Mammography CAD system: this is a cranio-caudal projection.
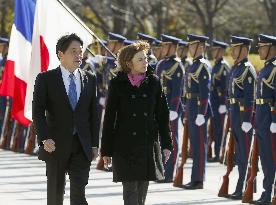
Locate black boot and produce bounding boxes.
[228,190,243,200]
[182,181,203,190]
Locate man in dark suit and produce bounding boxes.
[32,33,99,205]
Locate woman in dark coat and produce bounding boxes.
[101,41,172,205]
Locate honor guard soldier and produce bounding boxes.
[98,32,126,109]
[183,34,212,189]
[209,40,230,162]
[228,36,256,199]
[0,37,9,134]
[108,32,126,56]
[152,39,162,61]
[177,40,192,123]
[0,37,9,71]
[255,34,276,205]
[156,34,184,182]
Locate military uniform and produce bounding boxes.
[184,34,212,188]
[178,40,192,123]
[255,34,276,204]
[210,40,230,161]
[156,34,184,182]
[228,36,256,198]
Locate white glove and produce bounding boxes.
[270,123,276,133]
[241,122,252,133]
[218,105,227,114]
[195,114,205,126]
[99,97,106,107]
[169,111,178,121]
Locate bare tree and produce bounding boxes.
[0,0,13,37]
[259,0,276,33]
[185,0,230,41]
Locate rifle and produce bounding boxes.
[207,117,214,159]
[96,108,106,170]
[220,116,230,164]
[272,175,276,205]
[24,123,36,154]
[0,97,12,149]
[10,122,24,152]
[218,128,235,197]
[242,130,258,203]
[173,117,189,187]
[8,121,18,150]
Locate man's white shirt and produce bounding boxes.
[60,65,81,102]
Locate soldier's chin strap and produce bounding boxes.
[192,43,200,59]
[265,45,272,60]
[236,46,242,64]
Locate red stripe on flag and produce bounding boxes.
[40,35,49,72]
[0,60,31,126]
[0,60,15,97]
[12,76,31,126]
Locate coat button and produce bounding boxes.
[132,113,137,117]
[144,112,148,117]
[131,94,136,99]
[132,132,137,136]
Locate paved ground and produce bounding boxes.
[0,149,266,205]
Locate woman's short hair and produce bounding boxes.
[118,41,150,73]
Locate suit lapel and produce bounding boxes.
[75,69,88,110]
[56,67,73,111]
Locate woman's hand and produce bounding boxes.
[163,149,171,164]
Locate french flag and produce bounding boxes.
[0,0,94,126]
[0,0,35,126]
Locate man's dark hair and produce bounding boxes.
[56,33,83,59]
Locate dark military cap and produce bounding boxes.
[187,34,209,44]
[212,40,229,49]
[137,33,156,44]
[0,37,9,44]
[160,34,181,45]
[178,40,189,47]
[258,34,276,46]
[108,32,126,42]
[230,36,253,46]
[123,39,135,46]
[153,39,162,46]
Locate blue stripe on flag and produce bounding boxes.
[14,0,36,43]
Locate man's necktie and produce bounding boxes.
[68,73,77,110]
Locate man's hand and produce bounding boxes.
[92,148,98,161]
[43,139,55,153]
[103,156,112,167]
[163,149,171,164]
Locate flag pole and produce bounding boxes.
[57,0,116,59]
